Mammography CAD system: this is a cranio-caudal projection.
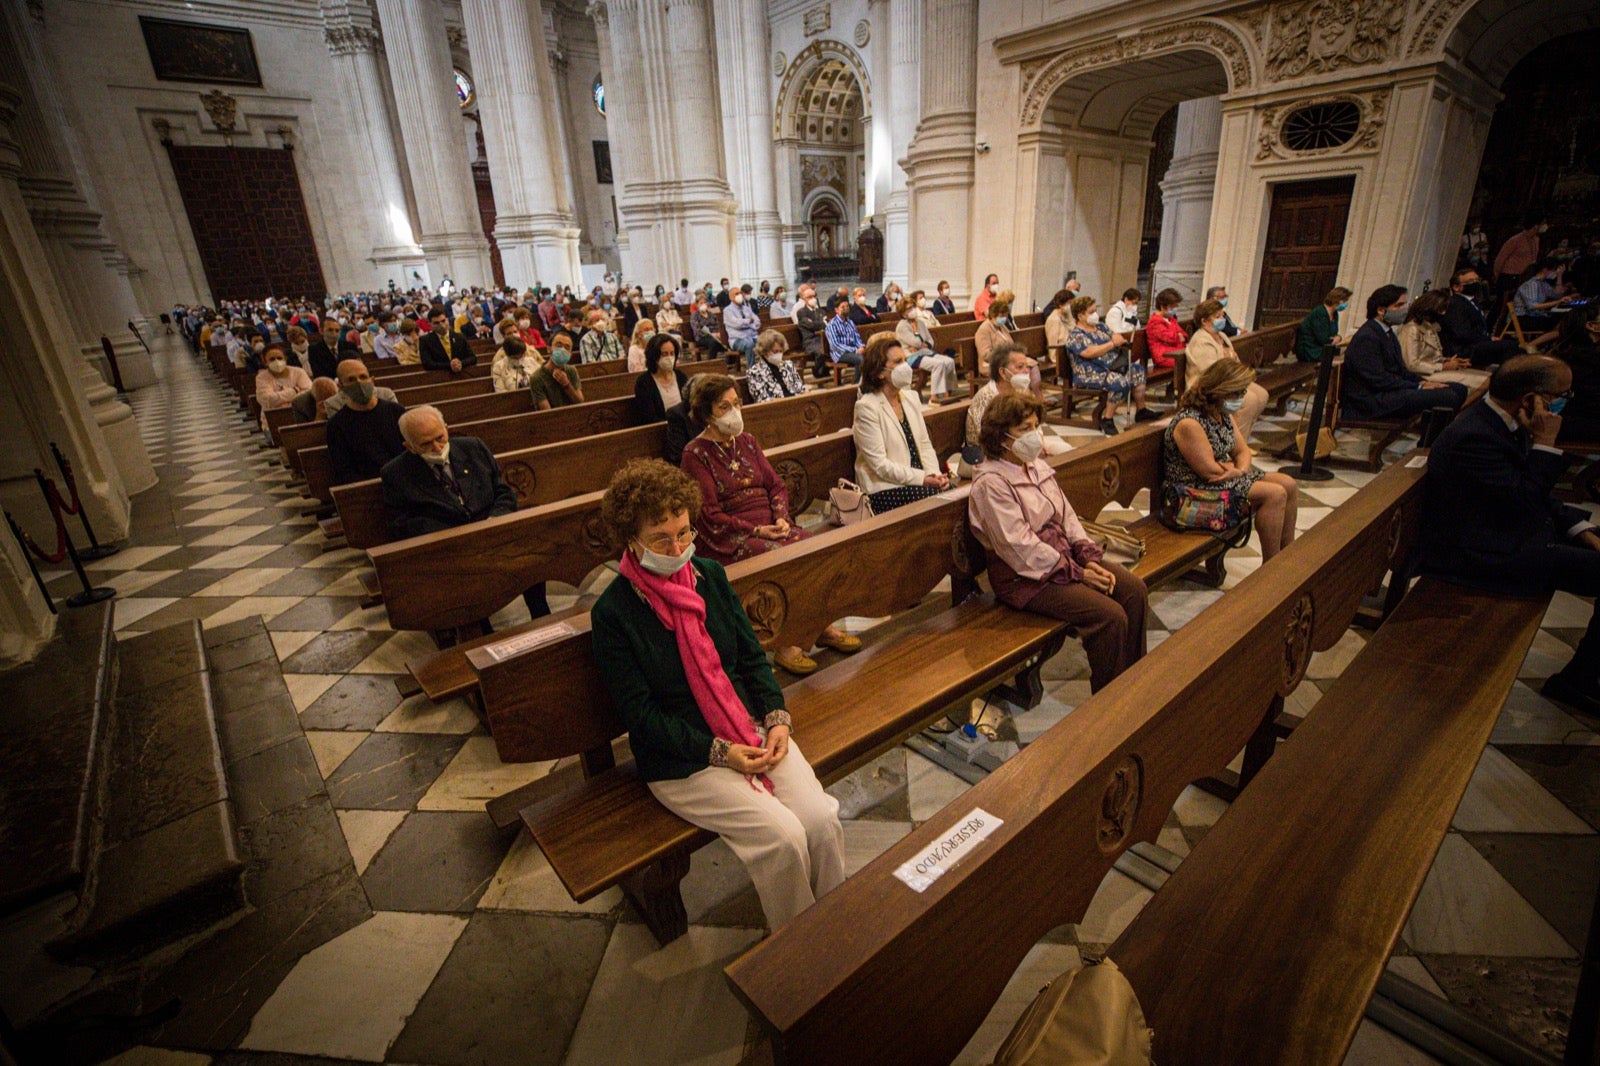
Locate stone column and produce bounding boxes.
[459,0,583,290]
[3,2,152,390]
[881,0,920,287]
[373,0,492,286]
[588,1,635,277]
[712,0,784,283]
[903,0,976,304]
[0,81,136,548]
[324,5,428,289]
[1150,96,1222,307]
[542,5,594,265]
[594,0,734,283]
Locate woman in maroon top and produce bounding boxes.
[679,374,860,676]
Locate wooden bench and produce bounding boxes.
[722,457,1429,1063]
[294,358,728,504]
[472,423,1242,946]
[331,386,862,550]
[1107,576,1547,1064]
[1169,322,1312,416]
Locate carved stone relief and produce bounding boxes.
[854,20,871,47]
[200,90,238,134]
[1263,0,1405,81]
[803,4,831,37]
[772,50,788,78]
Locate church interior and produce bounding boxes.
[4,0,1600,1063]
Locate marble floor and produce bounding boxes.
[17,338,1599,1065]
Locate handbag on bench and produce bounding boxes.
[824,479,875,526]
[1081,520,1145,566]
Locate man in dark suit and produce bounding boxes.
[418,306,477,373]
[308,319,354,379]
[1341,284,1467,421]
[380,405,549,620]
[1419,355,1600,713]
[794,286,827,370]
[1441,268,1521,368]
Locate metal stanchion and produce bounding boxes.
[46,444,119,560]
[4,511,56,615]
[1287,342,1338,482]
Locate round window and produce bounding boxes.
[1281,101,1361,152]
[454,68,475,109]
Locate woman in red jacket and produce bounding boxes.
[1145,288,1188,371]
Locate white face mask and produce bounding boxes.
[889,362,914,390]
[1009,428,1045,463]
[989,283,1000,295]
[292,341,308,354]
[713,406,744,437]
[658,354,676,372]
[917,297,927,309]
[421,442,451,466]
[636,540,695,576]
[764,349,784,366]
[1008,372,1032,393]
[1086,311,1100,326]
[267,358,287,373]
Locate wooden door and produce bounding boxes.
[1254,176,1354,328]
[165,145,326,301]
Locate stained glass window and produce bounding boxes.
[454,68,474,109]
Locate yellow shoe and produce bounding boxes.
[774,648,819,675]
[816,629,861,653]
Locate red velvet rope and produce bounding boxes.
[51,455,85,518]
[17,496,68,565]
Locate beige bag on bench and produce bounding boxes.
[992,958,1154,1066]
[825,479,874,527]
[1081,520,1145,568]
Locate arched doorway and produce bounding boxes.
[1016,46,1233,310]
[775,42,871,282]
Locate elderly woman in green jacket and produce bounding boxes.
[1296,286,1351,362]
[589,459,844,929]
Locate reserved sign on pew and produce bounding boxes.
[892,808,1004,893]
[474,621,576,664]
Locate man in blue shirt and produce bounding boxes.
[823,296,864,371]
[1513,258,1574,342]
[724,286,762,363]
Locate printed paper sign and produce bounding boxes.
[482,621,575,662]
[892,808,1004,893]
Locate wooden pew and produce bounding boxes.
[1170,322,1309,409]
[333,385,862,551]
[488,421,1251,946]
[293,358,727,503]
[1106,576,1547,1064]
[722,457,1429,1063]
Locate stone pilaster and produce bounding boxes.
[2,2,153,390]
[373,0,492,287]
[1151,97,1223,307]
[323,2,429,289]
[594,0,735,283]
[881,0,920,287]
[903,0,976,302]
[459,0,583,289]
[712,0,784,282]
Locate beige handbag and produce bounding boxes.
[825,479,875,527]
[993,959,1154,1066]
[1082,520,1145,566]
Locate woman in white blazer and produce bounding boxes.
[852,334,950,513]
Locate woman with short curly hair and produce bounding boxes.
[590,459,845,929]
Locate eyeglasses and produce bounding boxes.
[640,528,696,554]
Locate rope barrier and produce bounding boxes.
[15,490,69,566]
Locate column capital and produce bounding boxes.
[326,23,382,55]
[586,0,609,25]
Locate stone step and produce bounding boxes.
[0,600,118,914]
[50,621,245,960]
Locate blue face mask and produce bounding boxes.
[1549,396,1568,415]
[1336,302,1349,312]
[552,349,571,366]
[1218,297,1229,308]
[1222,397,1246,413]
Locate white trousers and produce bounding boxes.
[648,741,845,929]
[914,353,959,396]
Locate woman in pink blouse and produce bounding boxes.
[254,346,313,431]
[678,374,861,676]
[967,392,1148,690]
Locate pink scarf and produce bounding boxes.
[620,551,773,793]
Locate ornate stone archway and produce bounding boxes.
[774,39,872,140]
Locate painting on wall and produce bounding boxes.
[593,141,613,185]
[139,17,262,88]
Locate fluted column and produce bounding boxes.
[712,0,783,282]
[594,0,734,283]
[882,0,920,287]
[460,0,583,289]
[373,0,491,286]
[323,3,428,289]
[1151,96,1223,307]
[542,5,594,265]
[903,0,976,304]
[3,2,153,390]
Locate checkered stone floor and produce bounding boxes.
[55,339,1600,1065]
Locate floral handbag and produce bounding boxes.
[1160,484,1251,534]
